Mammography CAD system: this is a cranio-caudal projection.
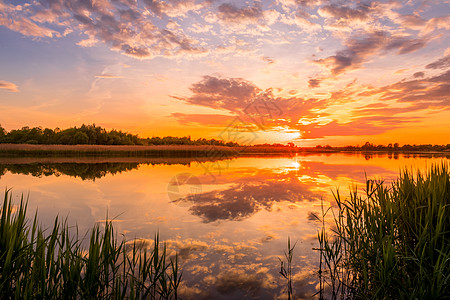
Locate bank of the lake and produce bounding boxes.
[1,144,449,158]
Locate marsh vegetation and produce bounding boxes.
[0,190,181,299]
[314,163,450,299]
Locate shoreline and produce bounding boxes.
[0,144,449,157]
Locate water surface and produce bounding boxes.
[0,153,447,299]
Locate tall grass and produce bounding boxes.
[316,163,450,299]
[279,237,296,300]
[0,190,181,299]
[0,144,239,158]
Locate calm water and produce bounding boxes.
[0,153,448,299]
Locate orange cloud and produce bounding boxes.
[300,116,419,139]
[0,80,19,92]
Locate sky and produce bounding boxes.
[0,0,449,146]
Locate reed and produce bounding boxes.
[0,189,181,299]
[279,237,296,300]
[315,163,450,299]
[0,144,240,158]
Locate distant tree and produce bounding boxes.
[28,127,43,143]
[58,135,72,145]
[402,144,413,151]
[361,141,373,151]
[73,132,89,144]
[0,125,5,142]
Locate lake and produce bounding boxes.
[0,153,448,299]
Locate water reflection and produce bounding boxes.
[174,169,323,222]
[0,153,447,299]
[0,163,139,180]
[0,157,227,180]
[172,161,399,223]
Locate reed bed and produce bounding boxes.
[315,163,450,299]
[0,190,181,299]
[0,144,240,158]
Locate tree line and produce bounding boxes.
[316,141,450,152]
[0,124,239,146]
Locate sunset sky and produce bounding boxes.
[0,0,449,146]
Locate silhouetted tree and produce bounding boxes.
[0,125,5,142]
[73,132,89,144]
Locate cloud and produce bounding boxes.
[353,69,450,116]
[316,1,400,31]
[213,269,268,297]
[308,78,322,88]
[175,68,449,141]
[301,116,418,139]
[262,56,275,64]
[313,31,428,77]
[177,75,328,119]
[177,76,261,111]
[314,31,387,76]
[384,36,428,55]
[422,15,450,34]
[174,170,322,223]
[0,1,57,38]
[280,0,323,8]
[217,2,264,24]
[426,55,450,69]
[399,14,427,28]
[172,160,398,223]
[300,68,450,139]
[168,239,209,260]
[291,270,318,299]
[318,3,372,23]
[173,75,332,138]
[0,0,208,59]
[0,80,19,92]
[95,74,123,79]
[380,70,450,106]
[143,0,209,18]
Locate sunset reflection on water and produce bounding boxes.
[0,153,447,299]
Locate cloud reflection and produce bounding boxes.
[172,159,402,223]
[174,169,323,223]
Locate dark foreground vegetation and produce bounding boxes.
[0,190,181,299]
[315,163,450,299]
